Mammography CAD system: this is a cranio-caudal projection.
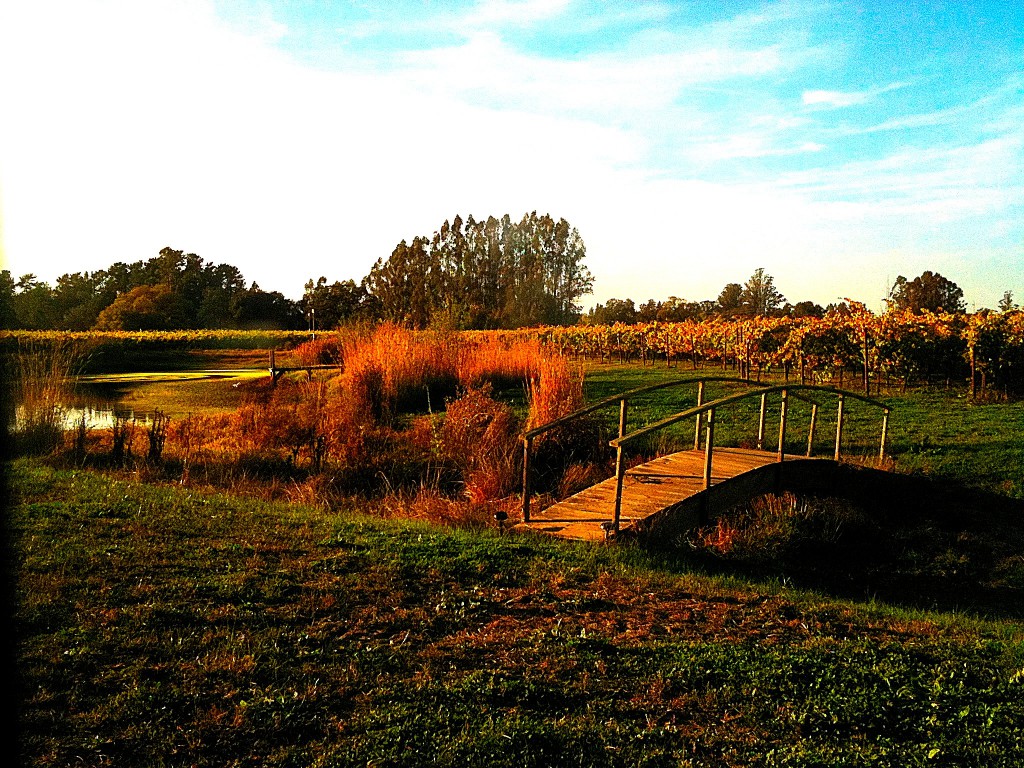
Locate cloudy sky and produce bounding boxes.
[1,0,1022,311]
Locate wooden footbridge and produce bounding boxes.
[519,378,890,542]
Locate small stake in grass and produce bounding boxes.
[601,521,615,541]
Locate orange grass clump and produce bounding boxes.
[339,324,460,424]
[526,351,586,430]
[457,338,547,391]
[440,386,519,503]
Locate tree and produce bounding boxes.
[230,284,302,330]
[888,271,965,314]
[0,270,18,329]
[786,300,824,318]
[365,212,593,330]
[584,298,636,325]
[301,277,373,328]
[10,274,58,329]
[93,284,185,330]
[717,283,745,316]
[741,268,786,316]
[999,290,1018,313]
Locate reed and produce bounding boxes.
[11,338,83,455]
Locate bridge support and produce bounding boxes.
[522,436,533,522]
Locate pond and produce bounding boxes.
[13,369,266,431]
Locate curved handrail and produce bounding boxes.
[521,376,771,523]
[520,378,892,530]
[603,384,890,534]
[522,375,766,441]
[610,384,888,449]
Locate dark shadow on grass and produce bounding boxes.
[641,467,1024,620]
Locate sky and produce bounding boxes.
[1,0,1022,312]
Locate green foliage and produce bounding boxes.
[889,271,967,314]
[367,212,594,330]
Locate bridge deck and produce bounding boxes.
[519,447,816,541]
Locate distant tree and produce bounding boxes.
[741,268,786,316]
[10,274,58,329]
[230,284,303,330]
[94,284,185,330]
[366,212,592,329]
[888,271,966,314]
[636,299,660,323]
[0,270,18,329]
[717,283,745,316]
[52,271,110,330]
[301,277,374,329]
[999,290,1018,312]
[786,300,824,318]
[584,298,636,325]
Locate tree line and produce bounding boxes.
[0,248,300,331]
[0,212,593,332]
[585,267,982,325]
[2,222,1006,332]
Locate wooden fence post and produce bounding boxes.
[703,408,715,491]
[693,381,705,450]
[618,398,628,441]
[834,395,845,462]
[880,408,889,461]
[757,391,767,450]
[806,402,818,457]
[777,389,788,462]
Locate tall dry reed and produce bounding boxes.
[458,338,548,391]
[340,324,461,424]
[12,339,83,454]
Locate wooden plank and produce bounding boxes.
[519,447,817,542]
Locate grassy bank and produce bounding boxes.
[11,459,1024,766]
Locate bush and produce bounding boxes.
[441,386,520,503]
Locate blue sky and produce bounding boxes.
[1,0,1021,311]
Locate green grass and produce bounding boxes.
[583,363,1024,498]
[11,458,1024,766]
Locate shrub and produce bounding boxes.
[441,385,520,503]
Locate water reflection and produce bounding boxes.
[14,404,154,431]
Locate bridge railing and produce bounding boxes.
[520,376,769,523]
[605,385,890,533]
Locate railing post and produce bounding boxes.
[806,403,818,457]
[693,380,705,450]
[777,389,788,462]
[834,395,845,462]
[703,407,715,491]
[880,408,889,461]
[522,436,532,522]
[612,444,626,534]
[757,391,767,450]
[618,397,628,441]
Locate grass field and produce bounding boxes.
[11,351,1024,765]
[10,460,1024,767]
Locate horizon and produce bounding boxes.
[1,0,1021,313]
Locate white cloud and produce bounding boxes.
[0,0,1020,313]
[803,89,867,107]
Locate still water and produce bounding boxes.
[14,404,155,431]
